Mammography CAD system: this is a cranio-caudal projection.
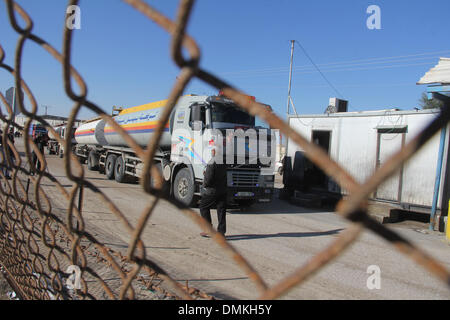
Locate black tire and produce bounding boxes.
[105,154,117,180]
[173,167,195,206]
[114,156,126,183]
[87,149,99,171]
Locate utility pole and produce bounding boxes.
[281,40,295,162]
[286,40,295,116]
[42,105,52,116]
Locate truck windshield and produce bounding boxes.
[211,103,255,127]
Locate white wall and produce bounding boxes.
[287,111,443,208]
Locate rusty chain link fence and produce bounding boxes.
[0,0,449,300]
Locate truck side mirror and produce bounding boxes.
[190,104,205,131]
[192,120,203,131]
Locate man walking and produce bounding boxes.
[0,129,15,179]
[199,148,227,237]
[32,132,47,172]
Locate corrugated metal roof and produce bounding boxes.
[417,57,450,85]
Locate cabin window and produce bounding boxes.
[376,126,407,134]
[190,104,205,130]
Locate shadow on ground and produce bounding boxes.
[225,228,343,241]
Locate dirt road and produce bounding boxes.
[11,142,450,300]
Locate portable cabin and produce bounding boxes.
[285,108,450,222]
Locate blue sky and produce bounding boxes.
[0,0,449,122]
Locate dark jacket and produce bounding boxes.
[203,158,227,196]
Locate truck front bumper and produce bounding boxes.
[227,187,273,205]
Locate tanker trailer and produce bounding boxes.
[74,94,276,207]
[74,118,108,169]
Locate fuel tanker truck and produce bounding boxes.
[74,94,276,207]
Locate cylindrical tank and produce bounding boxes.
[103,101,172,149]
[74,119,108,146]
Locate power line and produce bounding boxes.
[220,49,450,76]
[241,56,438,75]
[293,61,436,75]
[294,40,345,99]
[296,82,413,89]
[227,60,437,80]
[291,49,450,70]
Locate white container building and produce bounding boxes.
[285,108,449,219]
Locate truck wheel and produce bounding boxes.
[114,156,126,183]
[88,150,99,171]
[105,154,117,180]
[173,168,194,206]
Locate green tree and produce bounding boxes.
[419,92,444,109]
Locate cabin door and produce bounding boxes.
[375,130,406,202]
[311,130,331,190]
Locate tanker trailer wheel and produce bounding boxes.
[87,150,99,171]
[114,156,126,183]
[173,168,194,206]
[105,154,117,180]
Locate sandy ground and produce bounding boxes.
[3,140,450,300]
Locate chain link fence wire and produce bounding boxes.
[0,0,448,300]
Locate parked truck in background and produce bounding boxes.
[74,94,276,207]
[29,124,47,140]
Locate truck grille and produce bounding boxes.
[230,171,260,187]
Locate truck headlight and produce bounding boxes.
[264,175,274,182]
